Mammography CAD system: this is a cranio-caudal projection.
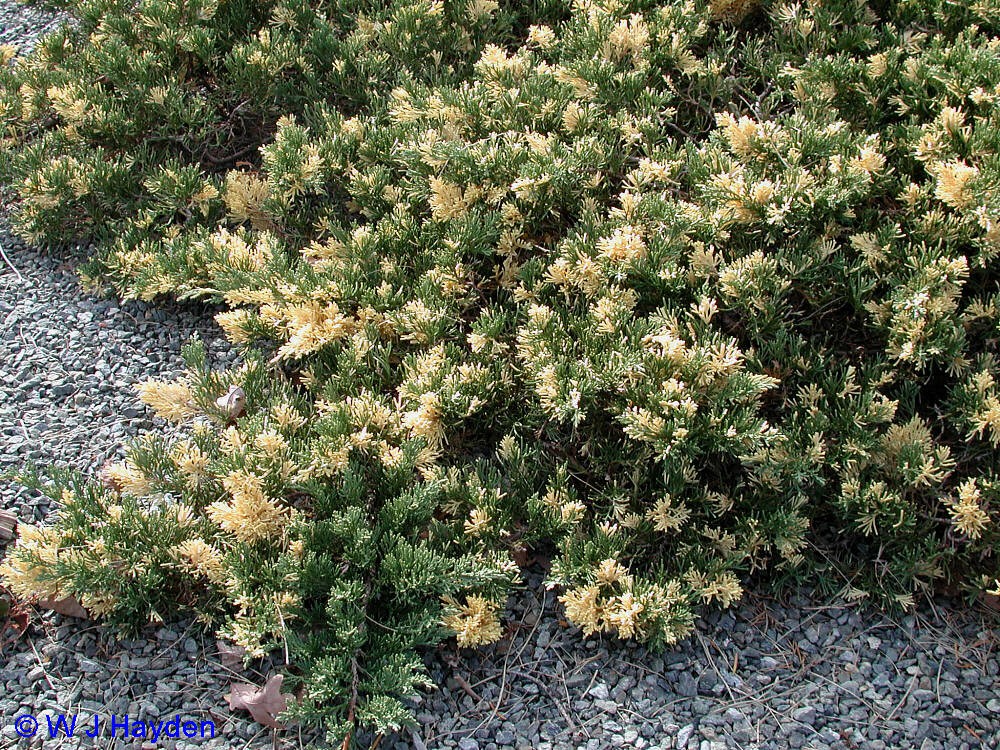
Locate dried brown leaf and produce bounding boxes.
[226,673,290,728]
[216,639,246,669]
[37,596,89,619]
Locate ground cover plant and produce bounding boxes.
[1,0,999,744]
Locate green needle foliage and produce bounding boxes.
[2,0,1000,744]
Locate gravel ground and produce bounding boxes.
[406,576,1000,750]
[1,6,1000,750]
[0,0,66,52]
[0,238,236,519]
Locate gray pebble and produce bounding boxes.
[589,682,610,701]
[676,724,695,748]
[676,672,698,697]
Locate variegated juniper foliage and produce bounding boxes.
[2,0,1000,742]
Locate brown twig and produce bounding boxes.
[452,674,482,703]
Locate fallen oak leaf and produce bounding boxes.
[226,673,290,729]
[1,607,30,649]
[216,639,246,669]
[0,587,30,652]
[510,544,531,568]
[37,595,89,619]
[0,588,30,649]
[215,385,246,422]
[9,608,28,634]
